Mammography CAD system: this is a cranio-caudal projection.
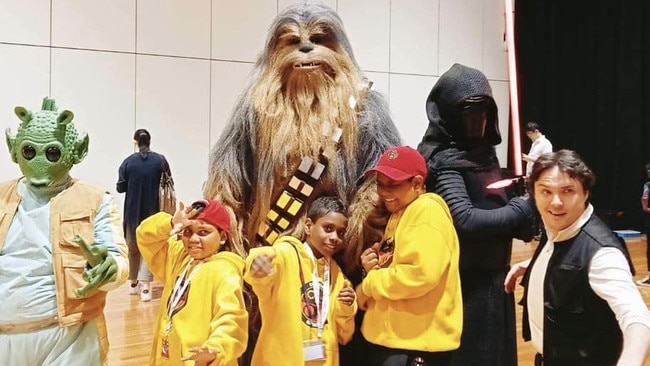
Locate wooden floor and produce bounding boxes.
[105,237,650,365]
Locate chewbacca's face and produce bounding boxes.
[269,22,351,85]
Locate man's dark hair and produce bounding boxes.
[133,129,151,148]
[525,121,540,132]
[307,196,347,222]
[527,150,596,204]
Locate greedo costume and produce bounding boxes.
[136,212,248,366]
[359,192,462,354]
[244,236,356,366]
[0,98,128,365]
[417,64,533,366]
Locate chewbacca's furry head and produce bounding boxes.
[250,2,366,167]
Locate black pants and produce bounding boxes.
[644,214,650,271]
[368,343,455,366]
[534,353,544,366]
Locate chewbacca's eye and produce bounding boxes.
[287,37,300,46]
[46,147,61,162]
[310,34,326,44]
[22,146,36,160]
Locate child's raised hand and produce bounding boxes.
[180,346,219,366]
[169,201,205,236]
[338,280,355,306]
[250,253,276,278]
[360,242,381,273]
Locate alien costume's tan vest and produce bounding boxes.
[0,178,110,362]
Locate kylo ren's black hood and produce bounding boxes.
[417,63,502,170]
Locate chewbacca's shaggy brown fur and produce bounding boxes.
[204,3,401,276]
[204,3,401,365]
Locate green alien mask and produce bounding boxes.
[5,97,89,196]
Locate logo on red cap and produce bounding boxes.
[366,146,427,182]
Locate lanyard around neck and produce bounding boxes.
[167,258,204,322]
[302,242,330,338]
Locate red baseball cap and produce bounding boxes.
[366,146,428,181]
[191,199,231,233]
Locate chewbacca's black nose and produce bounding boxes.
[299,45,313,53]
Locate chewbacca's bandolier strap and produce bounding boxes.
[257,128,342,246]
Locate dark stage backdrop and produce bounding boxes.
[514,0,650,230]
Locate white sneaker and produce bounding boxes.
[636,276,650,287]
[140,282,152,302]
[128,280,139,295]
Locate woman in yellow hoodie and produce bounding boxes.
[137,199,248,366]
[245,196,357,365]
[357,146,462,366]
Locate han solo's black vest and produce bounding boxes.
[520,215,634,366]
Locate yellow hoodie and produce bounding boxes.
[359,193,462,352]
[244,236,357,366]
[137,212,248,366]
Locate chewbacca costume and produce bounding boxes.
[203,3,401,365]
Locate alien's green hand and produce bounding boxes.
[74,235,118,298]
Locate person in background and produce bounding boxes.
[506,150,650,366]
[117,129,172,302]
[522,121,553,178]
[637,161,650,286]
[523,121,553,241]
[417,63,533,366]
[245,196,356,366]
[0,97,128,365]
[136,199,248,366]
[357,146,462,366]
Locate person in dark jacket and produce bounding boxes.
[417,63,534,366]
[116,129,172,302]
[505,150,650,366]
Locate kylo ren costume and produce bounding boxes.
[417,63,533,366]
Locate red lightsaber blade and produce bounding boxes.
[486,0,523,191]
[505,0,522,176]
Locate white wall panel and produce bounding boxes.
[210,60,254,146]
[212,0,276,62]
[0,44,50,183]
[52,0,135,52]
[137,0,211,58]
[50,48,136,198]
[390,0,439,76]
[482,0,509,80]
[0,0,50,46]
[490,79,511,165]
[136,55,211,202]
[438,0,483,75]
[389,73,438,148]
[0,0,510,206]
[338,0,390,72]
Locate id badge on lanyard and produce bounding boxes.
[302,242,329,361]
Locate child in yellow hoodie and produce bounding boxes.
[244,196,357,366]
[136,199,248,366]
[357,146,462,366]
